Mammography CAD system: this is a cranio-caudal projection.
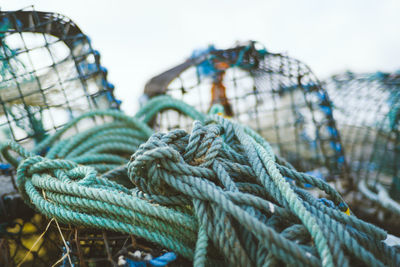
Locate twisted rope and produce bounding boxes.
[1,96,398,266]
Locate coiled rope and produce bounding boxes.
[1,96,398,266]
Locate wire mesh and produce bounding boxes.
[143,41,347,181]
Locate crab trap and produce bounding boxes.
[143,41,347,181]
[0,8,153,267]
[325,71,400,233]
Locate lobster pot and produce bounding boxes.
[0,8,120,148]
[326,71,400,197]
[144,42,345,178]
[0,8,124,267]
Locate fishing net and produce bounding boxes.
[143,41,347,184]
[325,71,400,234]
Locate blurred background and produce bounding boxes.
[2,0,399,113]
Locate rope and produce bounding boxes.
[359,179,400,215]
[1,96,398,266]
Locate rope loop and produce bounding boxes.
[1,96,398,267]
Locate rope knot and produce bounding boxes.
[128,131,186,194]
[128,121,224,195]
[183,121,223,167]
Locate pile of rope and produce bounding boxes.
[1,96,399,266]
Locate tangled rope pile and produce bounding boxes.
[1,96,399,266]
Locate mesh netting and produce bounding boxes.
[326,71,399,187]
[325,71,400,233]
[1,207,188,266]
[0,8,147,266]
[0,8,120,146]
[143,41,347,180]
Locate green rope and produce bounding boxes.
[1,95,398,266]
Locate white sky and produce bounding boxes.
[2,0,400,113]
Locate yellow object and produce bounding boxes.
[217,112,231,119]
[345,208,350,216]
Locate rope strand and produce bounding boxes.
[1,96,397,266]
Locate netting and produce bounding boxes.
[143,41,347,181]
[325,71,400,233]
[0,8,120,146]
[0,8,146,267]
[1,210,185,267]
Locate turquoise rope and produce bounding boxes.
[0,96,398,266]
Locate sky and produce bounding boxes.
[2,0,400,113]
